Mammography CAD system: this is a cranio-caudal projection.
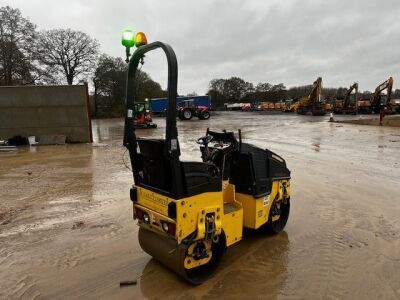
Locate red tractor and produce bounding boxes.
[177,99,211,120]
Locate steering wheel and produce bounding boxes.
[213,141,231,149]
[197,135,213,145]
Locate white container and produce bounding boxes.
[28,136,37,146]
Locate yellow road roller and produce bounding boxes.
[123,40,291,284]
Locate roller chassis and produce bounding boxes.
[123,41,291,284]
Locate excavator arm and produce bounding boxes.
[310,77,323,105]
[297,77,325,115]
[343,82,358,109]
[371,77,393,108]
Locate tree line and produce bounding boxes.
[207,77,400,109]
[93,55,166,117]
[0,6,165,117]
[0,6,99,85]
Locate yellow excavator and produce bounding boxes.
[260,101,275,110]
[283,100,299,112]
[358,77,394,114]
[297,77,326,115]
[369,77,394,114]
[334,83,359,114]
[281,100,295,112]
[324,98,333,112]
[123,40,291,284]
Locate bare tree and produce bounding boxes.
[36,29,99,85]
[93,54,166,117]
[0,6,37,85]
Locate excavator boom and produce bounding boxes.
[343,82,358,109]
[371,77,393,108]
[297,77,326,115]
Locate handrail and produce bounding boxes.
[123,42,182,189]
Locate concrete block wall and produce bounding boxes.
[0,85,92,143]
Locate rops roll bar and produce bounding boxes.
[123,42,181,182]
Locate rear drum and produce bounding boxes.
[138,228,226,284]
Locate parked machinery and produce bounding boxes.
[283,100,299,112]
[358,98,372,114]
[369,77,394,114]
[260,101,275,110]
[324,97,333,112]
[133,101,157,128]
[334,83,359,115]
[178,99,211,120]
[358,77,394,114]
[297,77,326,115]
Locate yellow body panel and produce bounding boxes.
[335,99,344,109]
[299,96,309,106]
[135,178,290,248]
[221,183,243,246]
[136,184,245,247]
[235,180,289,229]
[136,186,223,243]
[287,101,299,112]
[358,100,371,108]
[222,204,243,246]
[184,241,212,269]
[260,101,275,110]
[325,103,333,111]
[137,188,169,215]
[178,192,223,243]
[236,193,269,229]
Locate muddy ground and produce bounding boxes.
[1,112,400,300]
[335,114,400,127]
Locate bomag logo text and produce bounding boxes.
[140,189,169,207]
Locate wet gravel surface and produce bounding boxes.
[1,112,399,299]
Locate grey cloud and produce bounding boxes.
[3,0,400,94]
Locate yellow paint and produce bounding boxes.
[235,180,290,229]
[222,202,243,246]
[221,183,243,246]
[134,178,291,269]
[325,103,333,111]
[137,187,170,215]
[177,192,223,244]
[222,182,235,203]
[184,241,212,269]
[135,179,290,248]
[136,186,224,244]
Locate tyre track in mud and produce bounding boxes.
[316,200,354,300]
[0,193,127,299]
[51,222,123,270]
[47,191,127,271]
[348,213,400,300]
[197,228,326,300]
[1,274,41,300]
[45,252,147,300]
[275,186,356,300]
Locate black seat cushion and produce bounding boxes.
[181,161,221,197]
[137,138,221,198]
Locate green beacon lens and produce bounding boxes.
[121,30,135,48]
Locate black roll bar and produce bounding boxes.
[123,42,181,185]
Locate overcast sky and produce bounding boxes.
[2,0,400,94]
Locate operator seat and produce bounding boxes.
[137,138,221,198]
